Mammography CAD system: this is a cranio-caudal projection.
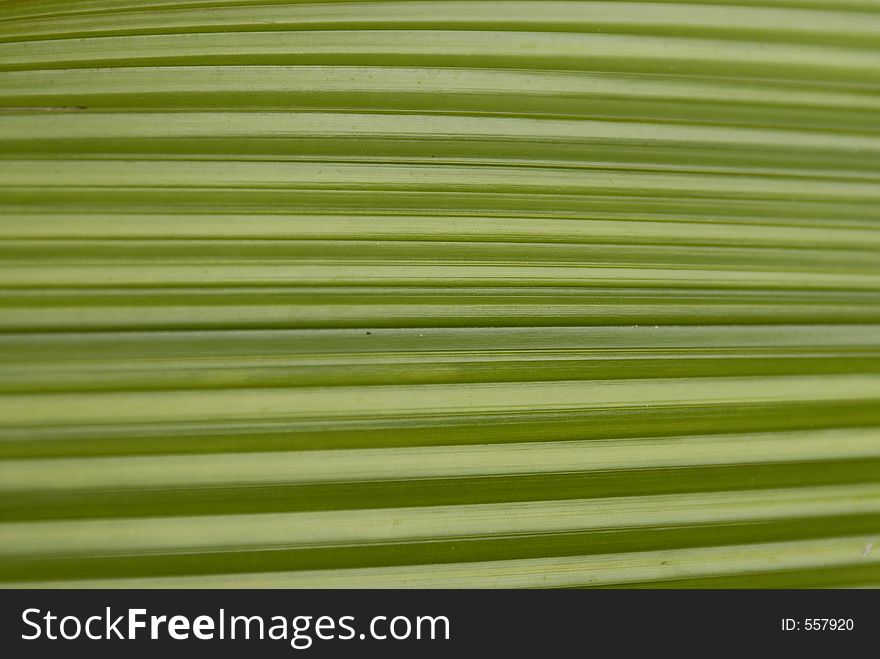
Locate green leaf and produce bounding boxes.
[1,0,879,588]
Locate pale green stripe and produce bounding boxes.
[2,325,879,360]
[4,112,880,153]
[12,535,879,588]
[4,1,880,25]
[5,159,880,199]
[2,484,878,558]
[2,31,879,82]
[2,428,879,492]
[3,2,880,44]
[2,215,879,247]
[3,66,879,114]
[2,374,879,427]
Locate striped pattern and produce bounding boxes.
[1,0,879,588]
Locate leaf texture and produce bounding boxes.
[0,0,879,588]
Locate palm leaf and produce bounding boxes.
[1,0,879,588]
